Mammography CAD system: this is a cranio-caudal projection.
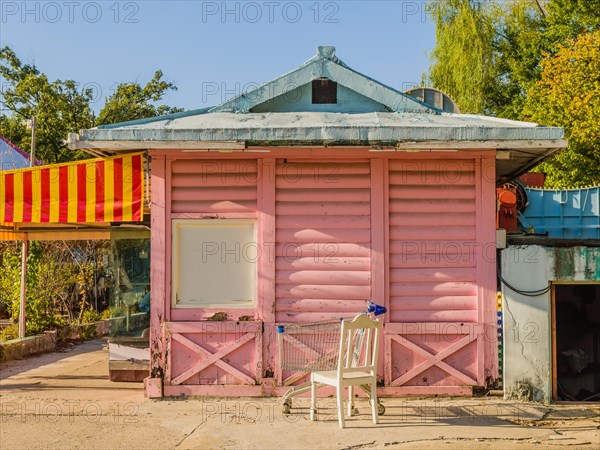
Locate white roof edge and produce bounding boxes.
[78,124,565,143]
[447,113,544,128]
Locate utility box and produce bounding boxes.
[496,229,507,249]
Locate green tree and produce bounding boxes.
[95,71,183,126]
[0,240,110,336]
[524,31,600,188]
[428,0,496,114]
[427,0,600,187]
[428,1,600,117]
[0,47,94,164]
[1,46,183,163]
[485,1,547,119]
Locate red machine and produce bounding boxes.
[496,181,529,233]
[496,187,518,232]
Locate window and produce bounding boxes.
[312,78,337,104]
[172,219,257,308]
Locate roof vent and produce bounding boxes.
[312,78,337,104]
[405,87,461,113]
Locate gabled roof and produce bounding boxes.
[94,46,434,132]
[209,46,435,114]
[69,46,567,183]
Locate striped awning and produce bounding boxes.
[0,153,144,224]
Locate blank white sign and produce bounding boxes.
[172,219,257,308]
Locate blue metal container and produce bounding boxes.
[520,187,600,239]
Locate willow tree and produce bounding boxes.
[428,0,496,114]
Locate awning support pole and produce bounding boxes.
[19,237,28,338]
[18,117,36,339]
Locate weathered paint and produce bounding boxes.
[149,155,166,379]
[384,157,496,390]
[151,149,498,397]
[164,321,262,386]
[80,111,565,144]
[501,245,600,404]
[547,246,600,281]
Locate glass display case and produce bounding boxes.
[107,228,151,382]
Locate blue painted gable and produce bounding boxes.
[210,46,435,114]
[250,82,390,113]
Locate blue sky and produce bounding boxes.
[1,1,436,112]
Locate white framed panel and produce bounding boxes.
[172,219,257,308]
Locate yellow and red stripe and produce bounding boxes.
[0,153,144,224]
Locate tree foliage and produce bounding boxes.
[0,47,94,164]
[524,31,600,188]
[0,241,110,336]
[428,0,495,114]
[95,71,183,126]
[0,46,182,164]
[427,0,600,187]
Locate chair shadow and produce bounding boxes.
[289,401,561,429]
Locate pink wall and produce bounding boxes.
[149,149,497,397]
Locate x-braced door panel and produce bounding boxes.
[384,323,483,387]
[163,321,262,386]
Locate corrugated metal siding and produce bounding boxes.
[275,161,372,322]
[170,159,258,213]
[388,160,478,323]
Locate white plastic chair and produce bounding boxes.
[309,314,381,428]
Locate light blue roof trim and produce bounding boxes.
[96,107,211,129]
[78,111,565,143]
[209,46,436,114]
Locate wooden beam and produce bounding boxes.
[69,138,246,151]
[69,137,566,153]
[150,155,166,380]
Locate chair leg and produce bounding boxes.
[348,385,354,417]
[370,381,379,424]
[337,385,345,429]
[310,380,316,421]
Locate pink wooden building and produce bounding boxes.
[69,46,566,398]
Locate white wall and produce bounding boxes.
[501,245,600,403]
[501,245,552,403]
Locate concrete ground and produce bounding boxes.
[0,339,598,449]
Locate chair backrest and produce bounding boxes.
[337,314,381,378]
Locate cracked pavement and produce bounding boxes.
[1,339,598,449]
